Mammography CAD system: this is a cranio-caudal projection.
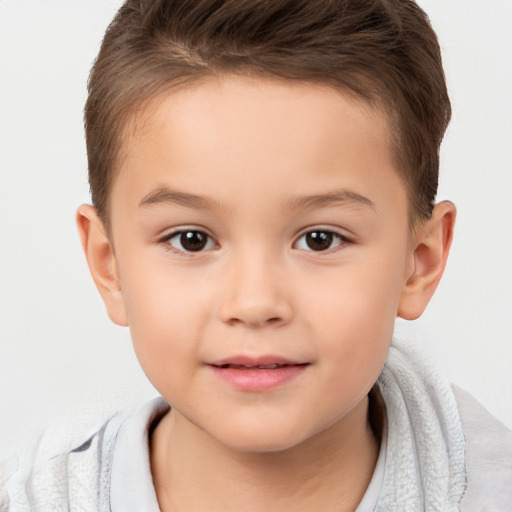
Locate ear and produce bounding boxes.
[76,204,128,326]
[398,201,456,320]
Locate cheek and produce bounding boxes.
[306,255,403,329]
[121,255,205,330]
[305,255,405,378]
[118,263,211,384]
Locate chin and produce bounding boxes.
[224,436,303,455]
[210,420,316,454]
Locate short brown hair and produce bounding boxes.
[85,0,450,227]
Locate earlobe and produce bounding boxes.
[76,204,129,326]
[398,201,456,320]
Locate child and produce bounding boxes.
[2,0,511,510]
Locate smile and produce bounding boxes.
[216,363,298,370]
[208,357,309,392]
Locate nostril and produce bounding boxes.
[218,292,293,328]
[227,315,283,328]
[248,316,284,327]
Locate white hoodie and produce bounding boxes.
[2,339,511,511]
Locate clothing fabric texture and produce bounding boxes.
[2,338,512,511]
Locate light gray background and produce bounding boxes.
[1,0,511,460]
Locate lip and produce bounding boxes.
[207,355,309,392]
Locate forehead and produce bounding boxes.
[133,75,386,142]
[111,75,407,220]
[121,75,391,158]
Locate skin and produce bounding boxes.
[77,76,455,512]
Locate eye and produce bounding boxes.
[166,230,216,252]
[294,230,347,252]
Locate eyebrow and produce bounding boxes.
[288,189,376,212]
[138,186,218,209]
[138,185,376,213]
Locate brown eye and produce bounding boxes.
[295,230,346,252]
[168,230,215,252]
[306,231,333,251]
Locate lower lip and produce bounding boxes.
[209,364,308,392]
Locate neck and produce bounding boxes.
[150,397,380,512]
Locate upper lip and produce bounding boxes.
[208,356,307,368]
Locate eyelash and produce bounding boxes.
[294,229,349,252]
[159,228,350,254]
[161,229,217,254]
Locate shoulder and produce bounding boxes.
[1,411,123,512]
[453,386,512,511]
[0,398,166,512]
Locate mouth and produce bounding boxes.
[209,355,307,367]
[207,357,309,391]
[214,362,306,370]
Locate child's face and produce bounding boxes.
[105,76,416,451]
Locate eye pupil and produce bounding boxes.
[306,231,333,251]
[181,231,208,251]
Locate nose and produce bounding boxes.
[218,251,293,328]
